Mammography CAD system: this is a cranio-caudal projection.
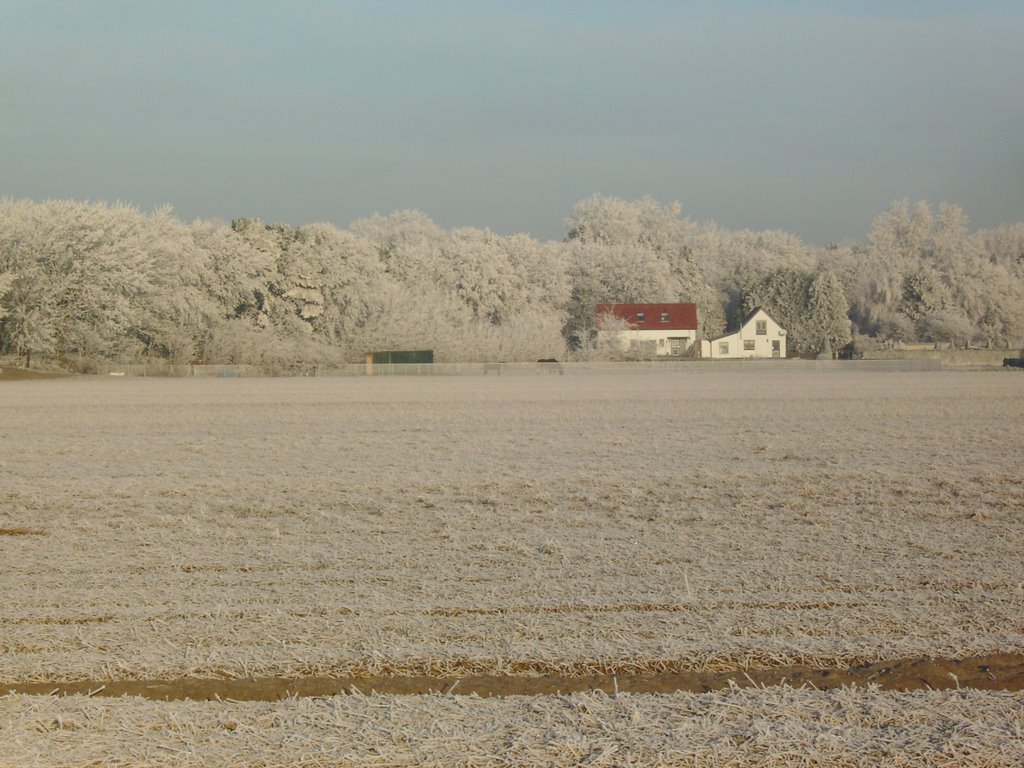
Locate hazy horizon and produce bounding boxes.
[2,1,1022,244]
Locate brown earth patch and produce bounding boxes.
[0,527,46,536]
[5,653,1023,701]
[0,367,68,381]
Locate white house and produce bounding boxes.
[700,308,787,359]
[595,303,700,357]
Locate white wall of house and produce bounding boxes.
[600,328,698,357]
[700,309,787,359]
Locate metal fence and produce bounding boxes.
[94,363,262,377]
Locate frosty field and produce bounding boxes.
[2,367,1024,765]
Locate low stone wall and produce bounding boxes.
[313,359,943,376]
[84,358,981,378]
[862,349,1010,367]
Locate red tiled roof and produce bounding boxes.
[595,303,699,331]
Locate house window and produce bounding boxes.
[744,340,755,351]
[660,312,670,322]
[756,320,767,335]
[636,312,646,323]
[718,342,729,355]
[658,338,665,347]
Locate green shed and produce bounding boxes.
[369,350,434,364]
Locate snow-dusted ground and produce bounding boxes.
[4,687,1023,768]
[2,369,1022,682]
[2,369,1023,765]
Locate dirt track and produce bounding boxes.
[5,653,1022,701]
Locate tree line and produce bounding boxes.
[1,195,1022,369]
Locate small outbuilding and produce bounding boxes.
[368,350,434,365]
[700,308,787,359]
[364,350,434,375]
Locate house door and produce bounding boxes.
[772,340,781,358]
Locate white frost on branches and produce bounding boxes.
[1,195,1022,369]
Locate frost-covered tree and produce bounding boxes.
[585,309,637,361]
[1,194,1020,367]
[346,282,469,360]
[828,199,1024,347]
[562,240,676,349]
[441,227,522,324]
[567,195,675,245]
[1,273,55,367]
[562,196,719,347]
[976,223,1024,279]
[127,208,229,364]
[806,271,852,357]
[900,266,950,322]
[867,199,934,306]
[0,272,13,324]
[941,255,1023,348]
[349,209,448,285]
[314,225,391,344]
[455,307,567,362]
[186,219,277,362]
[501,235,570,317]
[0,199,157,367]
[919,309,977,348]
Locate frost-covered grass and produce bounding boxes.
[3,687,1023,767]
[1,370,1023,683]
[3,369,1024,766]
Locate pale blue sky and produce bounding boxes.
[2,1,1022,242]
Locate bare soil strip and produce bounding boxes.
[0,367,68,380]
[5,653,1022,701]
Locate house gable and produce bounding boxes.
[700,308,787,359]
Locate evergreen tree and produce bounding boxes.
[807,271,852,356]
